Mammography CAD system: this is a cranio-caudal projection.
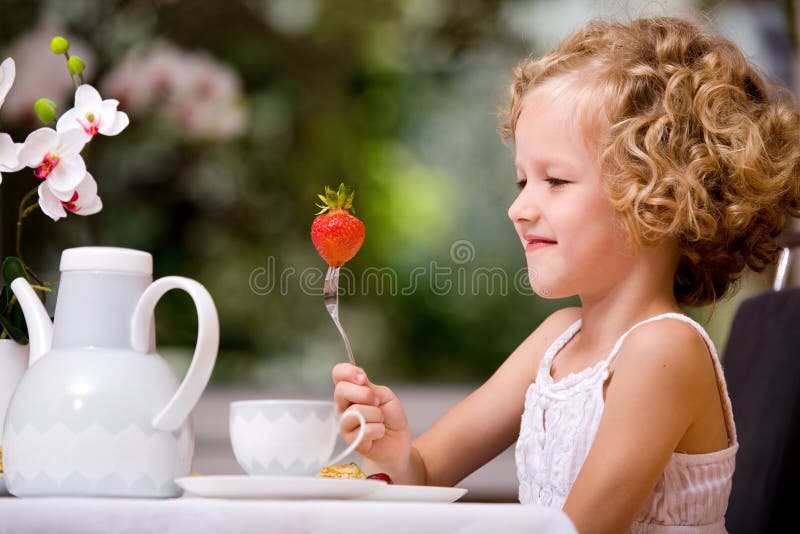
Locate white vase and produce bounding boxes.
[0,339,29,438]
[0,338,29,493]
[5,247,218,498]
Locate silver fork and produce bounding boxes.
[323,266,356,365]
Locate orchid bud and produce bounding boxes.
[67,55,85,75]
[34,98,58,124]
[50,36,70,54]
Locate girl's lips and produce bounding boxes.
[526,240,556,252]
[523,234,557,252]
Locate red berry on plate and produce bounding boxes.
[366,473,393,484]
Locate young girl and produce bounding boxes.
[333,17,800,533]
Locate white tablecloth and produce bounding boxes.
[0,496,577,534]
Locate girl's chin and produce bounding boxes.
[527,275,569,299]
[523,268,555,298]
[532,285,556,298]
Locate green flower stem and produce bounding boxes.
[21,202,40,219]
[16,186,45,288]
[5,294,19,315]
[29,284,53,293]
[1,294,19,338]
[63,52,77,88]
[15,187,38,258]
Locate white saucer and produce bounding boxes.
[363,484,467,502]
[175,475,382,500]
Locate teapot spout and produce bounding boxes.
[10,278,53,367]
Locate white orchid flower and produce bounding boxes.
[56,84,129,140]
[1,59,25,185]
[0,57,15,109]
[0,134,24,184]
[38,171,102,221]
[18,127,88,196]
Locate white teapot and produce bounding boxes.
[3,247,218,497]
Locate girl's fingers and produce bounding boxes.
[339,404,384,433]
[373,384,396,405]
[334,381,380,412]
[332,363,368,386]
[342,422,386,450]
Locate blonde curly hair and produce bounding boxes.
[500,16,800,307]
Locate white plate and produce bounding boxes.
[363,484,467,502]
[175,475,382,500]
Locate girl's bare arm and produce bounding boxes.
[334,306,580,486]
[412,306,581,487]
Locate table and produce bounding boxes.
[0,496,577,533]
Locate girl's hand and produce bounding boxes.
[332,363,412,471]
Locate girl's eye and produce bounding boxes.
[516,178,527,191]
[545,177,568,188]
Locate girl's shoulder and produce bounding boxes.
[509,306,583,371]
[526,306,582,349]
[611,316,713,374]
[543,306,583,334]
[536,306,583,353]
[606,316,721,428]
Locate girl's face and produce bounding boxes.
[508,88,632,299]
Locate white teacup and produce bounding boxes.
[229,400,366,477]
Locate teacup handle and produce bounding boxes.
[130,276,219,432]
[327,410,367,466]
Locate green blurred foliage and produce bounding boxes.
[0,0,782,389]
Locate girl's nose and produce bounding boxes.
[508,188,538,223]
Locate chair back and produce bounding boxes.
[723,286,800,533]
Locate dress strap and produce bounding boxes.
[538,318,582,373]
[603,312,738,444]
[603,313,691,365]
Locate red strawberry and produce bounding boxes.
[311,184,365,267]
[366,473,393,484]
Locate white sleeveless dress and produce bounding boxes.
[515,313,738,533]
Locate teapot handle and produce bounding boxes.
[130,276,219,432]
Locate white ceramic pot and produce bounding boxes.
[0,338,28,495]
[4,247,219,498]
[0,339,28,440]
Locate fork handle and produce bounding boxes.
[334,315,357,365]
[326,266,357,365]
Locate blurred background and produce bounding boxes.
[1,0,797,498]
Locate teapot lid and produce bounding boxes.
[60,247,153,274]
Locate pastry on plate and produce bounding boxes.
[316,462,366,479]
